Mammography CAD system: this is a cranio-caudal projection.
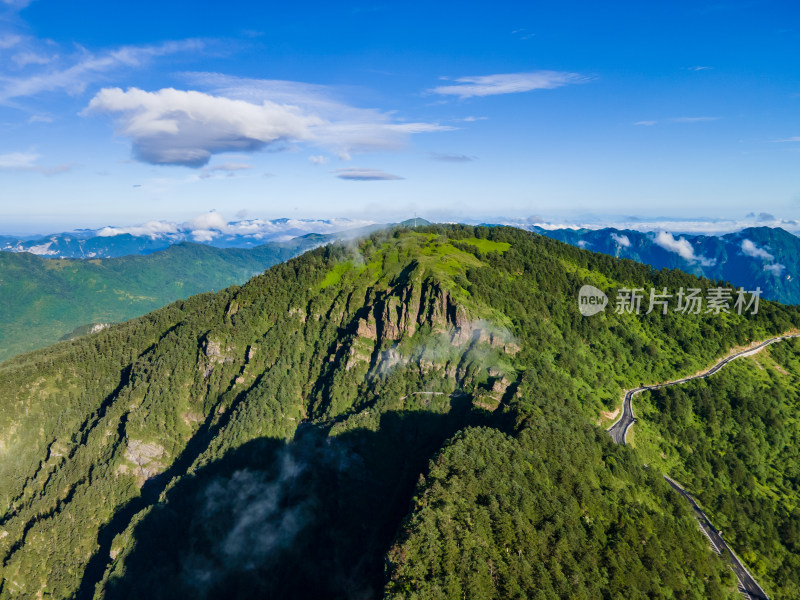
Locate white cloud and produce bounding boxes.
[199,163,252,178]
[429,70,588,98]
[191,229,218,242]
[0,150,71,174]
[0,151,38,168]
[205,162,251,172]
[85,87,320,167]
[85,79,452,167]
[309,154,328,164]
[670,116,719,123]
[186,73,455,149]
[634,117,719,126]
[25,241,56,256]
[0,40,203,103]
[459,116,487,122]
[96,220,180,238]
[741,239,774,261]
[610,233,630,247]
[93,214,378,242]
[773,136,800,143]
[221,217,376,238]
[430,152,475,162]
[501,215,800,236]
[333,167,403,181]
[764,263,786,276]
[0,34,24,50]
[12,51,56,68]
[511,28,535,40]
[654,231,716,266]
[27,113,53,123]
[689,66,712,71]
[188,210,228,231]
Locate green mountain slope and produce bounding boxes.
[0,236,326,362]
[0,225,796,599]
[633,338,800,598]
[385,427,732,599]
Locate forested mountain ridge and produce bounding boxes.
[0,224,796,599]
[0,218,383,259]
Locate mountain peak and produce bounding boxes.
[397,217,432,228]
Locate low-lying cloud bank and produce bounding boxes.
[741,239,786,276]
[654,231,716,266]
[610,233,630,248]
[95,211,376,243]
[741,239,773,261]
[499,213,800,236]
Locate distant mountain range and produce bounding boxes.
[5,216,798,305]
[529,225,799,304]
[0,216,378,258]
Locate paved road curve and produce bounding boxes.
[607,333,800,599]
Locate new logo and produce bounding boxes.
[578,285,608,316]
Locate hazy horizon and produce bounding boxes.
[2,209,799,239]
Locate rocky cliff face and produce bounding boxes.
[312,266,520,419]
[352,276,468,347]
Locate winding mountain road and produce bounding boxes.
[608,334,799,444]
[607,333,799,599]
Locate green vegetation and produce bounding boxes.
[456,236,511,254]
[0,224,796,599]
[386,427,734,599]
[0,237,323,361]
[633,338,800,598]
[318,259,361,288]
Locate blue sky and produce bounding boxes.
[1,0,799,234]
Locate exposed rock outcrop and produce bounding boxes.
[124,439,167,486]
